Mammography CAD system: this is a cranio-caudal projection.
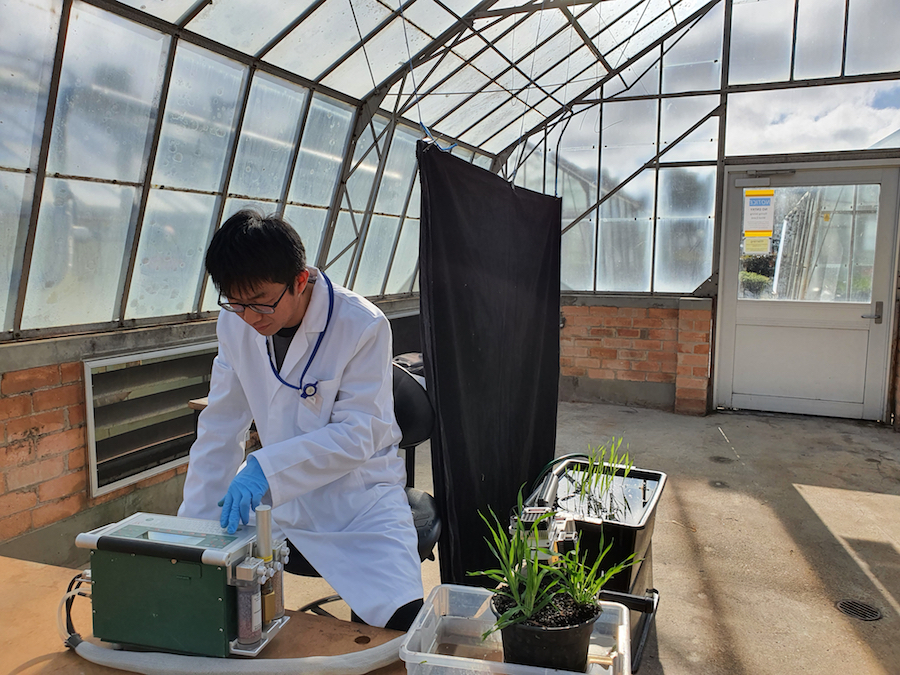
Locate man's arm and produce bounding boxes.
[251,313,400,508]
[178,343,254,521]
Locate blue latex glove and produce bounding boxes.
[218,455,269,534]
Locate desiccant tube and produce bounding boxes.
[272,561,284,620]
[236,583,262,646]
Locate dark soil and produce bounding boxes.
[493,590,600,628]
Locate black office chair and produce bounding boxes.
[295,360,441,616]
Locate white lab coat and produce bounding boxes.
[178,269,423,627]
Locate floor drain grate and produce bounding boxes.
[836,600,882,621]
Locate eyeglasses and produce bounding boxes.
[218,284,290,314]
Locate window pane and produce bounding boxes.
[187,0,318,56]
[562,217,596,291]
[117,0,197,22]
[0,0,60,170]
[372,125,420,216]
[0,171,31,331]
[201,274,218,312]
[385,217,419,295]
[353,214,400,296]
[660,95,718,162]
[228,73,308,200]
[728,0,794,85]
[846,0,900,76]
[323,210,357,285]
[794,0,844,80]
[655,166,716,293]
[601,99,658,185]
[597,170,655,292]
[22,178,136,328]
[662,2,723,94]
[47,4,168,182]
[126,190,216,319]
[288,95,354,207]
[726,81,900,155]
[283,204,329,263]
[345,117,388,212]
[223,197,276,219]
[152,44,245,192]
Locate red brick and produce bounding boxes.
[676,386,707,400]
[38,469,86,502]
[616,328,641,338]
[633,361,661,372]
[601,338,633,349]
[60,362,83,384]
[586,368,615,380]
[679,353,709,367]
[176,465,188,475]
[678,376,708,390]
[603,360,631,371]
[0,395,31,422]
[679,331,709,343]
[562,325,589,337]
[619,350,647,361]
[618,308,646,318]
[562,345,588,358]
[33,384,83,412]
[6,409,66,442]
[588,327,616,338]
[0,511,32,540]
[649,351,678,363]
[616,371,647,382]
[692,366,710,378]
[66,448,87,471]
[588,306,618,316]
[648,329,677,341]
[89,484,136,506]
[36,427,85,458]
[605,316,634,328]
[633,339,662,351]
[561,367,586,377]
[648,308,678,318]
[6,456,65,490]
[0,489,38,516]
[675,398,707,415]
[571,315,599,326]
[633,318,664,329]
[564,306,591,316]
[573,338,601,348]
[1,365,60,395]
[574,357,601,369]
[1,440,34,468]
[136,468,178,489]
[660,340,677,352]
[679,309,711,321]
[659,360,677,374]
[32,492,87,528]
[589,347,618,360]
[676,364,693,376]
[693,343,710,355]
[560,356,574,368]
[646,372,676,384]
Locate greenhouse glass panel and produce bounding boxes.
[223,197,276,219]
[605,49,660,98]
[577,0,634,40]
[605,1,677,67]
[414,66,492,122]
[728,0,793,85]
[353,214,401,296]
[793,0,844,80]
[324,210,357,285]
[0,0,60,171]
[479,107,547,153]
[596,170,655,293]
[470,48,519,83]
[152,44,245,192]
[561,217,596,292]
[0,171,30,332]
[385,217,419,295]
[453,146,475,161]
[473,154,492,169]
[555,105,600,206]
[228,73,307,200]
[22,178,136,329]
[846,0,900,76]
[283,204,330,263]
[513,143,544,192]
[398,0,455,37]
[492,9,567,64]
[201,274,218,312]
[263,0,392,79]
[660,95,718,162]
[406,175,421,219]
[323,18,434,98]
[726,81,900,155]
[187,0,318,56]
[662,2,723,94]
[345,117,388,212]
[456,16,516,60]
[535,47,599,92]
[654,166,715,293]
[47,4,168,182]
[288,94,354,207]
[126,190,216,319]
[117,0,197,23]
[600,98,658,186]
[373,125,420,216]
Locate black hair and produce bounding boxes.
[205,209,306,299]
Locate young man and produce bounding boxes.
[178,209,423,630]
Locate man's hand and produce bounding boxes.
[218,455,269,534]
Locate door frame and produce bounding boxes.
[714,159,900,421]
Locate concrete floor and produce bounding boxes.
[285,402,900,675]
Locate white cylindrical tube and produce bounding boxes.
[255,505,273,562]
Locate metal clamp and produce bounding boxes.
[861,301,883,324]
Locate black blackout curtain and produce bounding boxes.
[417,141,562,584]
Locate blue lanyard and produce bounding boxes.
[267,271,334,399]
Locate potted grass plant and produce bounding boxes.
[471,491,637,672]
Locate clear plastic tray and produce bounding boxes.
[400,584,631,675]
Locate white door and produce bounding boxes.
[716,166,899,420]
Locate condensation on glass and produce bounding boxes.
[660,95,718,163]
[597,170,655,293]
[601,98,658,186]
[738,184,880,303]
[654,166,715,293]
[662,2,723,94]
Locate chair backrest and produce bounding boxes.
[391,362,434,449]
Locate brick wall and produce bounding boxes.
[0,362,187,543]
[560,299,713,415]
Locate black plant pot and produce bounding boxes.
[491,597,599,672]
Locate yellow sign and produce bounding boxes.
[743,189,775,237]
[743,236,771,255]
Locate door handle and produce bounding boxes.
[861,301,883,324]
